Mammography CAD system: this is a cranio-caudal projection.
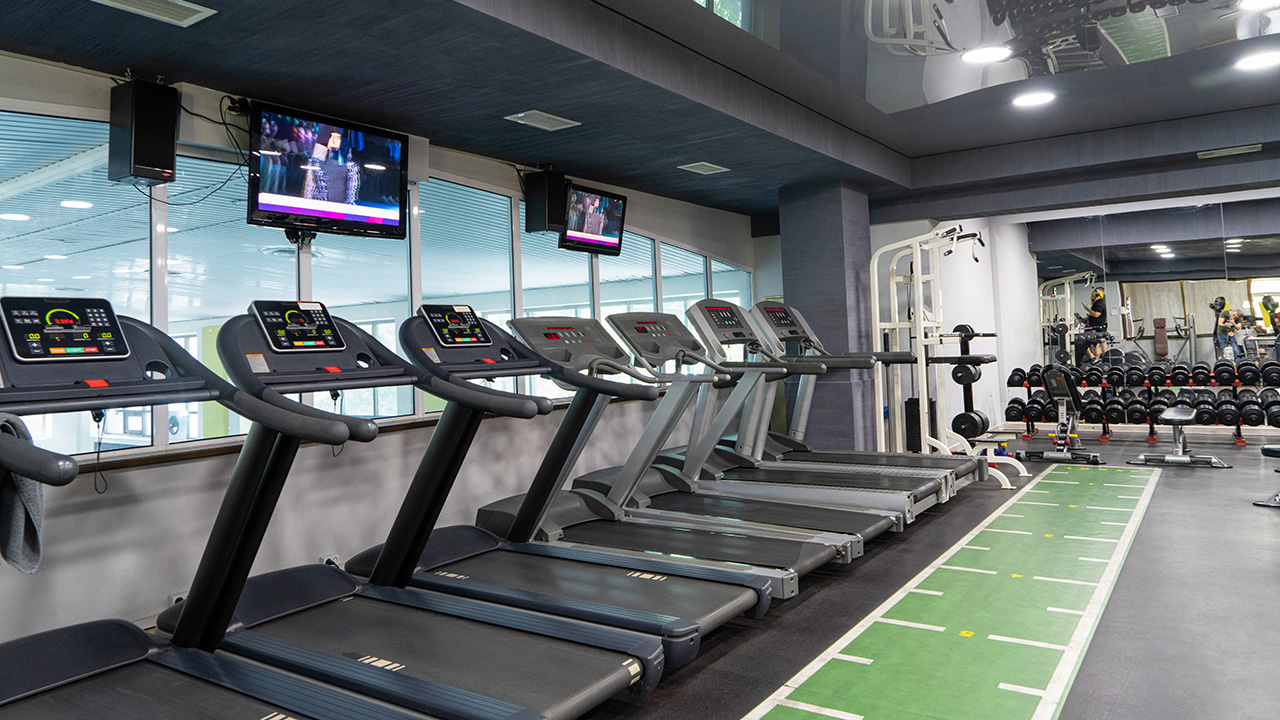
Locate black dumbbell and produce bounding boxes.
[1157,388,1177,404]
[1118,388,1137,401]
[1169,363,1191,386]
[1147,363,1168,387]
[1027,364,1044,387]
[1104,395,1127,424]
[1216,394,1240,426]
[952,410,989,438]
[1193,391,1218,425]
[1007,367,1027,386]
[1126,364,1148,387]
[1237,360,1261,386]
[1105,364,1125,388]
[1024,394,1046,422]
[1148,395,1170,423]
[1084,366,1103,387]
[1067,365,1084,385]
[1005,397,1026,422]
[1261,388,1280,426]
[1174,389,1195,407]
[952,364,982,385]
[1082,397,1105,423]
[1213,360,1236,385]
[1125,395,1149,424]
[1191,362,1212,386]
[1238,389,1265,426]
[1261,360,1280,386]
[1042,401,1059,423]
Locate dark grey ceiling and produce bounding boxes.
[1,0,1278,223]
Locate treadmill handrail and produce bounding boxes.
[544,359,660,402]
[0,431,77,486]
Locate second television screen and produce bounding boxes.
[561,185,625,256]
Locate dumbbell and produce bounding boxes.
[1174,389,1195,408]
[1023,391,1046,422]
[1026,364,1044,387]
[1005,397,1026,422]
[1125,395,1149,424]
[1216,394,1241,426]
[1147,363,1169,387]
[1191,362,1212,386]
[1148,393,1170,423]
[1237,360,1261,386]
[1105,364,1125,388]
[1261,360,1280,386]
[1084,365,1103,387]
[1169,363,1191,386]
[1067,365,1084,386]
[1007,367,1027,386]
[1237,389,1265,426]
[952,364,982,385]
[1260,388,1280,426]
[1213,360,1237,385]
[1082,395,1105,423]
[1126,364,1148,387]
[1104,394,1127,424]
[952,410,990,438]
[1042,401,1059,423]
[1193,391,1218,425]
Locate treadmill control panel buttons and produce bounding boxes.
[704,306,743,329]
[1,296,131,362]
[252,300,346,352]
[761,306,807,338]
[419,304,492,347]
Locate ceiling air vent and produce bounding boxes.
[1197,144,1262,160]
[503,110,581,132]
[90,0,217,28]
[677,161,731,175]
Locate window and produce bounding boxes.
[520,202,592,399]
[421,180,516,408]
[599,232,656,316]
[166,155,296,441]
[660,243,708,322]
[0,111,152,454]
[710,259,752,308]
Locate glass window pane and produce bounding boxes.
[710,259,752,307]
[599,232,655,315]
[520,201,590,399]
[660,243,707,323]
[422,180,515,410]
[314,233,412,419]
[0,111,152,454]
[166,155,296,442]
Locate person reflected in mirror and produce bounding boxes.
[1216,304,1244,360]
[1081,338,1110,367]
[1082,288,1107,330]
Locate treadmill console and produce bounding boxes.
[251,300,346,352]
[1,296,130,362]
[508,317,628,371]
[419,304,493,347]
[687,301,757,347]
[606,312,702,365]
[756,304,808,339]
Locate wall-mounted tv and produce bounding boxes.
[560,184,626,256]
[247,101,408,239]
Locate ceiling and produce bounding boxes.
[0,0,1278,222]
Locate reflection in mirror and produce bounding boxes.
[1032,216,1104,366]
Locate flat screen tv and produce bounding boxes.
[560,184,625,256]
[247,102,408,239]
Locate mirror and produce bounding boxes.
[1032,215,1105,367]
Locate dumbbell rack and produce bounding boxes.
[1007,378,1112,442]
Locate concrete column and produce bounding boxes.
[779,181,874,450]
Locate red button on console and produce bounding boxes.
[83,379,109,388]
[323,366,342,373]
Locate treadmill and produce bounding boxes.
[498,315,898,558]
[649,300,951,524]
[737,300,988,485]
[0,296,423,720]
[156,300,665,720]
[343,306,770,669]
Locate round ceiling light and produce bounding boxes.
[1227,248,1242,253]
[1236,51,1280,71]
[60,200,93,209]
[1012,91,1056,107]
[961,46,1013,64]
[1160,253,1176,258]
[0,213,31,221]
[1151,244,1169,250]
[2,265,24,270]
[43,254,68,260]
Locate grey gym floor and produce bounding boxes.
[580,429,1280,720]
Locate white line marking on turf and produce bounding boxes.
[1034,576,1098,587]
[1086,506,1134,512]
[999,682,1048,697]
[739,464,1080,720]
[963,545,991,551]
[832,654,874,665]
[1027,490,1052,494]
[1104,483,1144,488]
[940,564,997,575]
[1048,471,1070,474]
[777,699,864,720]
[909,589,943,596]
[876,618,946,632]
[989,634,1068,651]
[1100,521,1127,526]
[1040,480,1079,484]
[1118,496,1141,499]
[1064,536,1120,543]
[1018,501,1059,506]
[1002,514,1025,518]
[1078,557,1109,563]
[1031,470,1161,720]
[1047,607,1085,616]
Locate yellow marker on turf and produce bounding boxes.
[1069,504,1077,508]
[1045,534,1054,537]
[959,631,974,637]
[1012,574,1023,578]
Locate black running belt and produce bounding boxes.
[647,492,897,541]
[719,468,942,502]
[560,520,834,575]
[786,450,980,476]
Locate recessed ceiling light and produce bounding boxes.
[43,255,68,260]
[1225,238,1244,244]
[72,275,92,279]
[1011,91,1056,107]
[1160,253,1176,258]
[961,46,1013,64]
[36,278,54,282]
[0,213,30,221]
[503,110,581,132]
[2,265,23,270]
[1236,51,1280,71]
[677,161,731,175]
[1239,0,1280,11]
[1150,244,1169,250]
[60,200,94,209]
[1197,144,1263,160]
[166,227,178,233]
[1227,248,1243,253]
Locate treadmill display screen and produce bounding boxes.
[252,300,345,352]
[630,320,678,337]
[2,297,131,362]
[704,306,743,329]
[762,306,798,328]
[419,304,492,347]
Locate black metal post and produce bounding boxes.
[506,389,601,543]
[369,401,484,588]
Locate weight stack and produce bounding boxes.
[905,397,938,453]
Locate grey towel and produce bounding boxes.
[0,413,42,574]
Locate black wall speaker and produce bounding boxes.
[523,170,568,233]
[109,80,179,186]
